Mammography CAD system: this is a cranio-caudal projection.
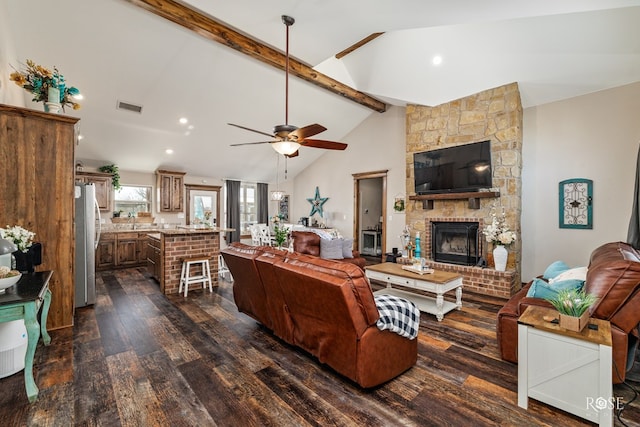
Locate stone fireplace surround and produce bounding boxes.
[405,83,523,299]
[424,217,517,298]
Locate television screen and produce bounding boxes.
[414,140,492,194]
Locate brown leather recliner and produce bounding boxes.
[497,241,640,383]
[221,242,417,388]
[291,231,366,269]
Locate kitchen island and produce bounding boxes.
[146,227,232,295]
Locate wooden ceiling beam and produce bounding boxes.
[124,0,387,113]
[335,33,384,60]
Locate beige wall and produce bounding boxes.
[291,105,406,249]
[292,82,640,285]
[521,81,640,280]
[0,1,24,107]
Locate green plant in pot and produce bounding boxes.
[545,288,597,332]
[98,164,121,190]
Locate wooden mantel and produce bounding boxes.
[409,191,500,210]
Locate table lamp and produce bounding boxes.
[0,238,17,269]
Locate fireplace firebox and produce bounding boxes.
[431,221,480,266]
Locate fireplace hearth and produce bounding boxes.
[431,221,479,266]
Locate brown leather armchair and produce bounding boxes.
[291,231,366,269]
[497,242,640,383]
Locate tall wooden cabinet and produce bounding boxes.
[156,170,185,212]
[76,171,112,211]
[0,104,78,330]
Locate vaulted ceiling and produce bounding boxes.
[5,0,640,182]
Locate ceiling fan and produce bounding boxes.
[228,15,348,157]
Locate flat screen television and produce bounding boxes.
[413,140,492,195]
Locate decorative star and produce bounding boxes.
[307,186,329,218]
[570,200,582,208]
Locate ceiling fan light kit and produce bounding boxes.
[272,140,301,156]
[228,15,348,158]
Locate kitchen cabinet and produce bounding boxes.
[96,235,116,270]
[146,235,162,281]
[76,171,112,211]
[116,233,138,266]
[96,232,150,270]
[157,170,185,213]
[0,104,79,329]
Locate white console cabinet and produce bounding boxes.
[518,306,613,427]
[361,230,382,256]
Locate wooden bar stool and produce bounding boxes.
[179,256,212,297]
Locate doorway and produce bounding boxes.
[353,170,387,263]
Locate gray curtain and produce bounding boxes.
[257,182,269,224]
[628,144,640,248]
[226,180,241,243]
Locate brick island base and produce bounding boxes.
[153,229,227,295]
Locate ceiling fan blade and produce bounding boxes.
[230,141,274,147]
[228,123,275,138]
[302,139,348,150]
[288,124,327,141]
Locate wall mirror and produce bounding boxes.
[185,184,221,226]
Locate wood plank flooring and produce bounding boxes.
[1,266,640,426]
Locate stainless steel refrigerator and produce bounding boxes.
[75,183,101,307]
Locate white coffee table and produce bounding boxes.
[365,262,463,321]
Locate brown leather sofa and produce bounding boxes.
[221,242,418,388]
[291,231,367,269]
[497,241,640,383]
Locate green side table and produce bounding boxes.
[0,271,52,403]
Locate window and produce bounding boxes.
[240,182,257,234]
[114,185,152,215]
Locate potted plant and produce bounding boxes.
[98,164,121,190]
[546,288,597,332]
[271,215,289,249]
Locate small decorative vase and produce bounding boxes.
[12,243,42,273]
[44,102,61,113]
[493,244,508,272]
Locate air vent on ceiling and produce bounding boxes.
[116,100,143,114]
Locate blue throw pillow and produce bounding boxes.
[526,278,584,300]
[542,260,570,280]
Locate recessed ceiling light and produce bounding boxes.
[165,149,174,154]
[187,125,194,130]
[179,117,188,125]
[432,55,443,66]
[77,134,84,140]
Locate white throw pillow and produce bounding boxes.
[548,266,587,284]
[342,238,354,259]
[320,238,344,259]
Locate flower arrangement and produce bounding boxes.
[0,266,20,280]
[483,209,517,246]
[10,59,81,111]
[271,215,289,248]
[0,225,35,253]
[546,288,597,318]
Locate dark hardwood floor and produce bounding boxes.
[1,266,640,426]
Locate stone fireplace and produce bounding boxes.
[405,83,523,298]
[431,221,480,266]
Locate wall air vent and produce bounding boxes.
[116,100,143,114]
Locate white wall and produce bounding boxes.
[521,81,640,280]
[0,1,24,106]
[291,105,406,250]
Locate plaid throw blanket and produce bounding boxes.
[374,294,420,340]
